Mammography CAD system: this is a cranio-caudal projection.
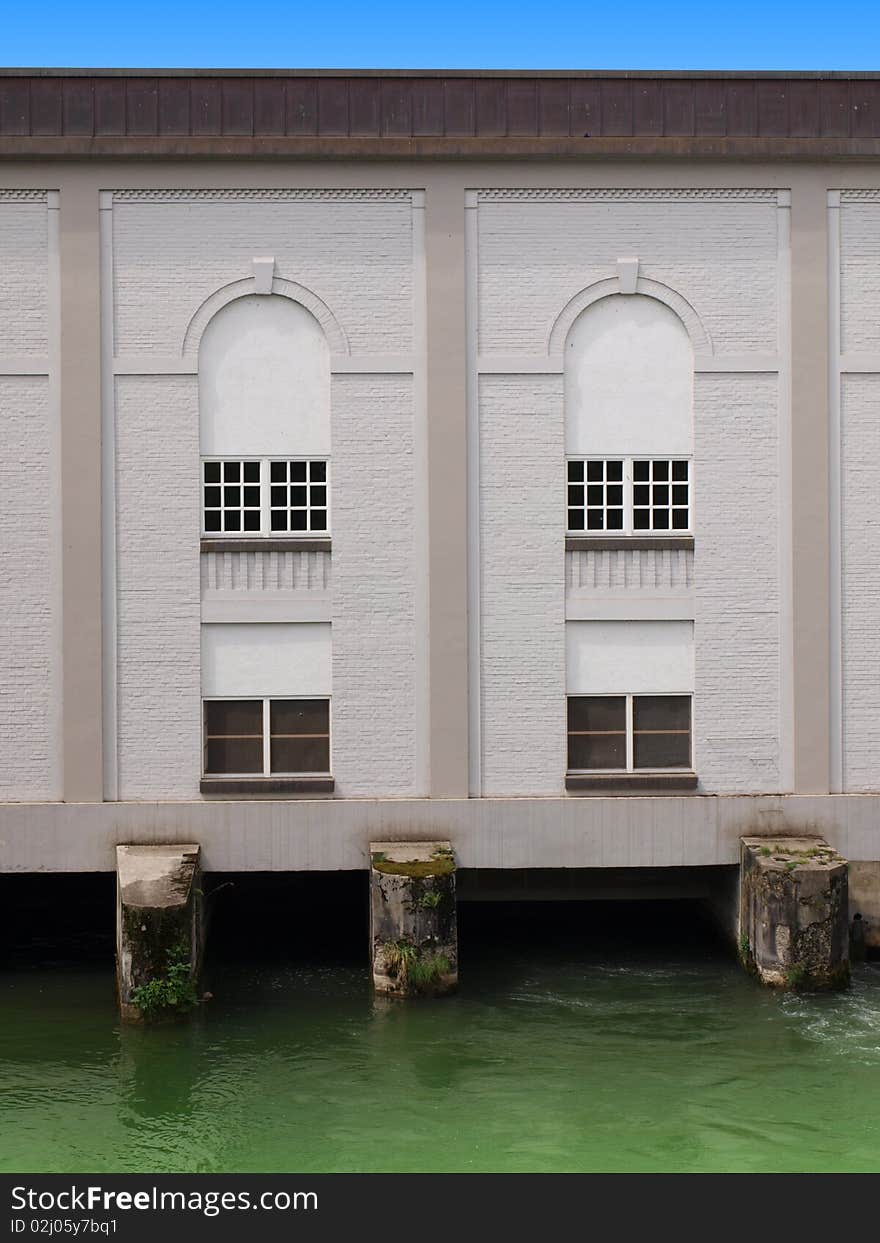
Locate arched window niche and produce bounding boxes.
[198,295,331,539]
[564,294,694,537]
[199,294,330,458]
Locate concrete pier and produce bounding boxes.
[848,861,880,953]
[739,836,850,989]
[116,844,203,1023]
[370,841,458,996]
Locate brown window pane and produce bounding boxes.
[633,696,691,769]
[633,695,690,733]
[567,696,626,770]
[568,696,625,733]
[270,699,329,735]
[205,699,263,736]
[568,732,626,770]
[205,737,264,774]
[271,736,330,774]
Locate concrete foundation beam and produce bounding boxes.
[116,844,203,1023]
[739,836,849,989]
[848,861,880,954]
[370,840,458,997]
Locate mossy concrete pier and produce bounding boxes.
[739,836,850,990]
[370,841,458,997]
[115,844,204,1023]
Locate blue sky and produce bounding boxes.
[2,3,879,70]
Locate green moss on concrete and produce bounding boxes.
[371,846,455,878]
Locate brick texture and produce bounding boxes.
[0,194,49,357]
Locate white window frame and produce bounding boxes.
[202,695,332,777]
[201,457,331,538]
[566,692,693,773]
[566,456,692,535]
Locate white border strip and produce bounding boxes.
[465,190,482,796]
[776,189,795,794]
[411,190,430,797]
[828,191,843,793]
[99,191,119,801]
[46,191,63,800]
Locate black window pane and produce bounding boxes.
[204,462,221,483]
[633,510,649,530]
[204,510,221,532]
[204,486,221,507]
[271,699,329,734]
[568,733,626,770]
[607,509,624,530]
[206,738,264,774]
[633,461,649,481]
[606,460,623,482]
[568,485,584,506]
[290,461,307,482]
[587,511,604,530]
[243,486,260,507]
[271,486,287,507]
[270,510,288,531]
[672,510,690,530]
[568,460,584,483]
[568,696,626,732]
[205,699,263,734]
[653,460,669,481]
[311,511,327,531]
[633,732,690,769]
[633,696,690,732]
[586,461,603,482]
[653,510,670,529]
[586,485,604,506]
[568,510,585,530]
[291,486,308,506]
[606,485,623,506]
[310,485,327,506]
[223,485,240,506]
[633,485,650,506]
[653,485,669,505]
[243,511,261,531]
[311,461,327,482]
[291,511,307,531]
[225,511,241,531]
[672,461,688,481]
[271,736,330,774]
[270,461,287,483]
[224,462,240,482]
[243,461,260,483]
[672,485,688,505]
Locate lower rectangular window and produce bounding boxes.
[204,697,331,776]
[567,694,691,771]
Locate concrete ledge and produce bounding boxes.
[566,535,694,552]
[3,794,880,872]
[200,777,334,796]
[566,773,699,793]
[200,537,331,554]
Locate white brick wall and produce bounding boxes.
[110,191,419,800]
[115,376,201,799]
[0,376,60,800]
[840,199,880,354]
[479,375,566,795]
[111,190,414,356]
[840,374,880,791]
[474,189,782,795]
[330,375,417,796]
[693,374,780,791]
[476,189,779,356]
[0,192,49,357]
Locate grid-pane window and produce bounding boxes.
[632,459,690,531]
[203,460,261,533]
[269,460,328,533]
[567,696,626,770]
[567,459,624,531]
[204,700,263,774]
[633,695,691,769]
[203,698,331,776]
[270,699,330,773]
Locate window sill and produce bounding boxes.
[565,771,698,794]
[565,535,694,553]
[201,537,331,554]
[200,776,335,796]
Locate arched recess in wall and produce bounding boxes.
[564,293,694,457]
[198,294,331,456]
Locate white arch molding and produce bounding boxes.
[183,276,349,359]
[548,277,712,361]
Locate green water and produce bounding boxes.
[2,920,880,1174]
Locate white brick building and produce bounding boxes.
[1,69,880,873]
